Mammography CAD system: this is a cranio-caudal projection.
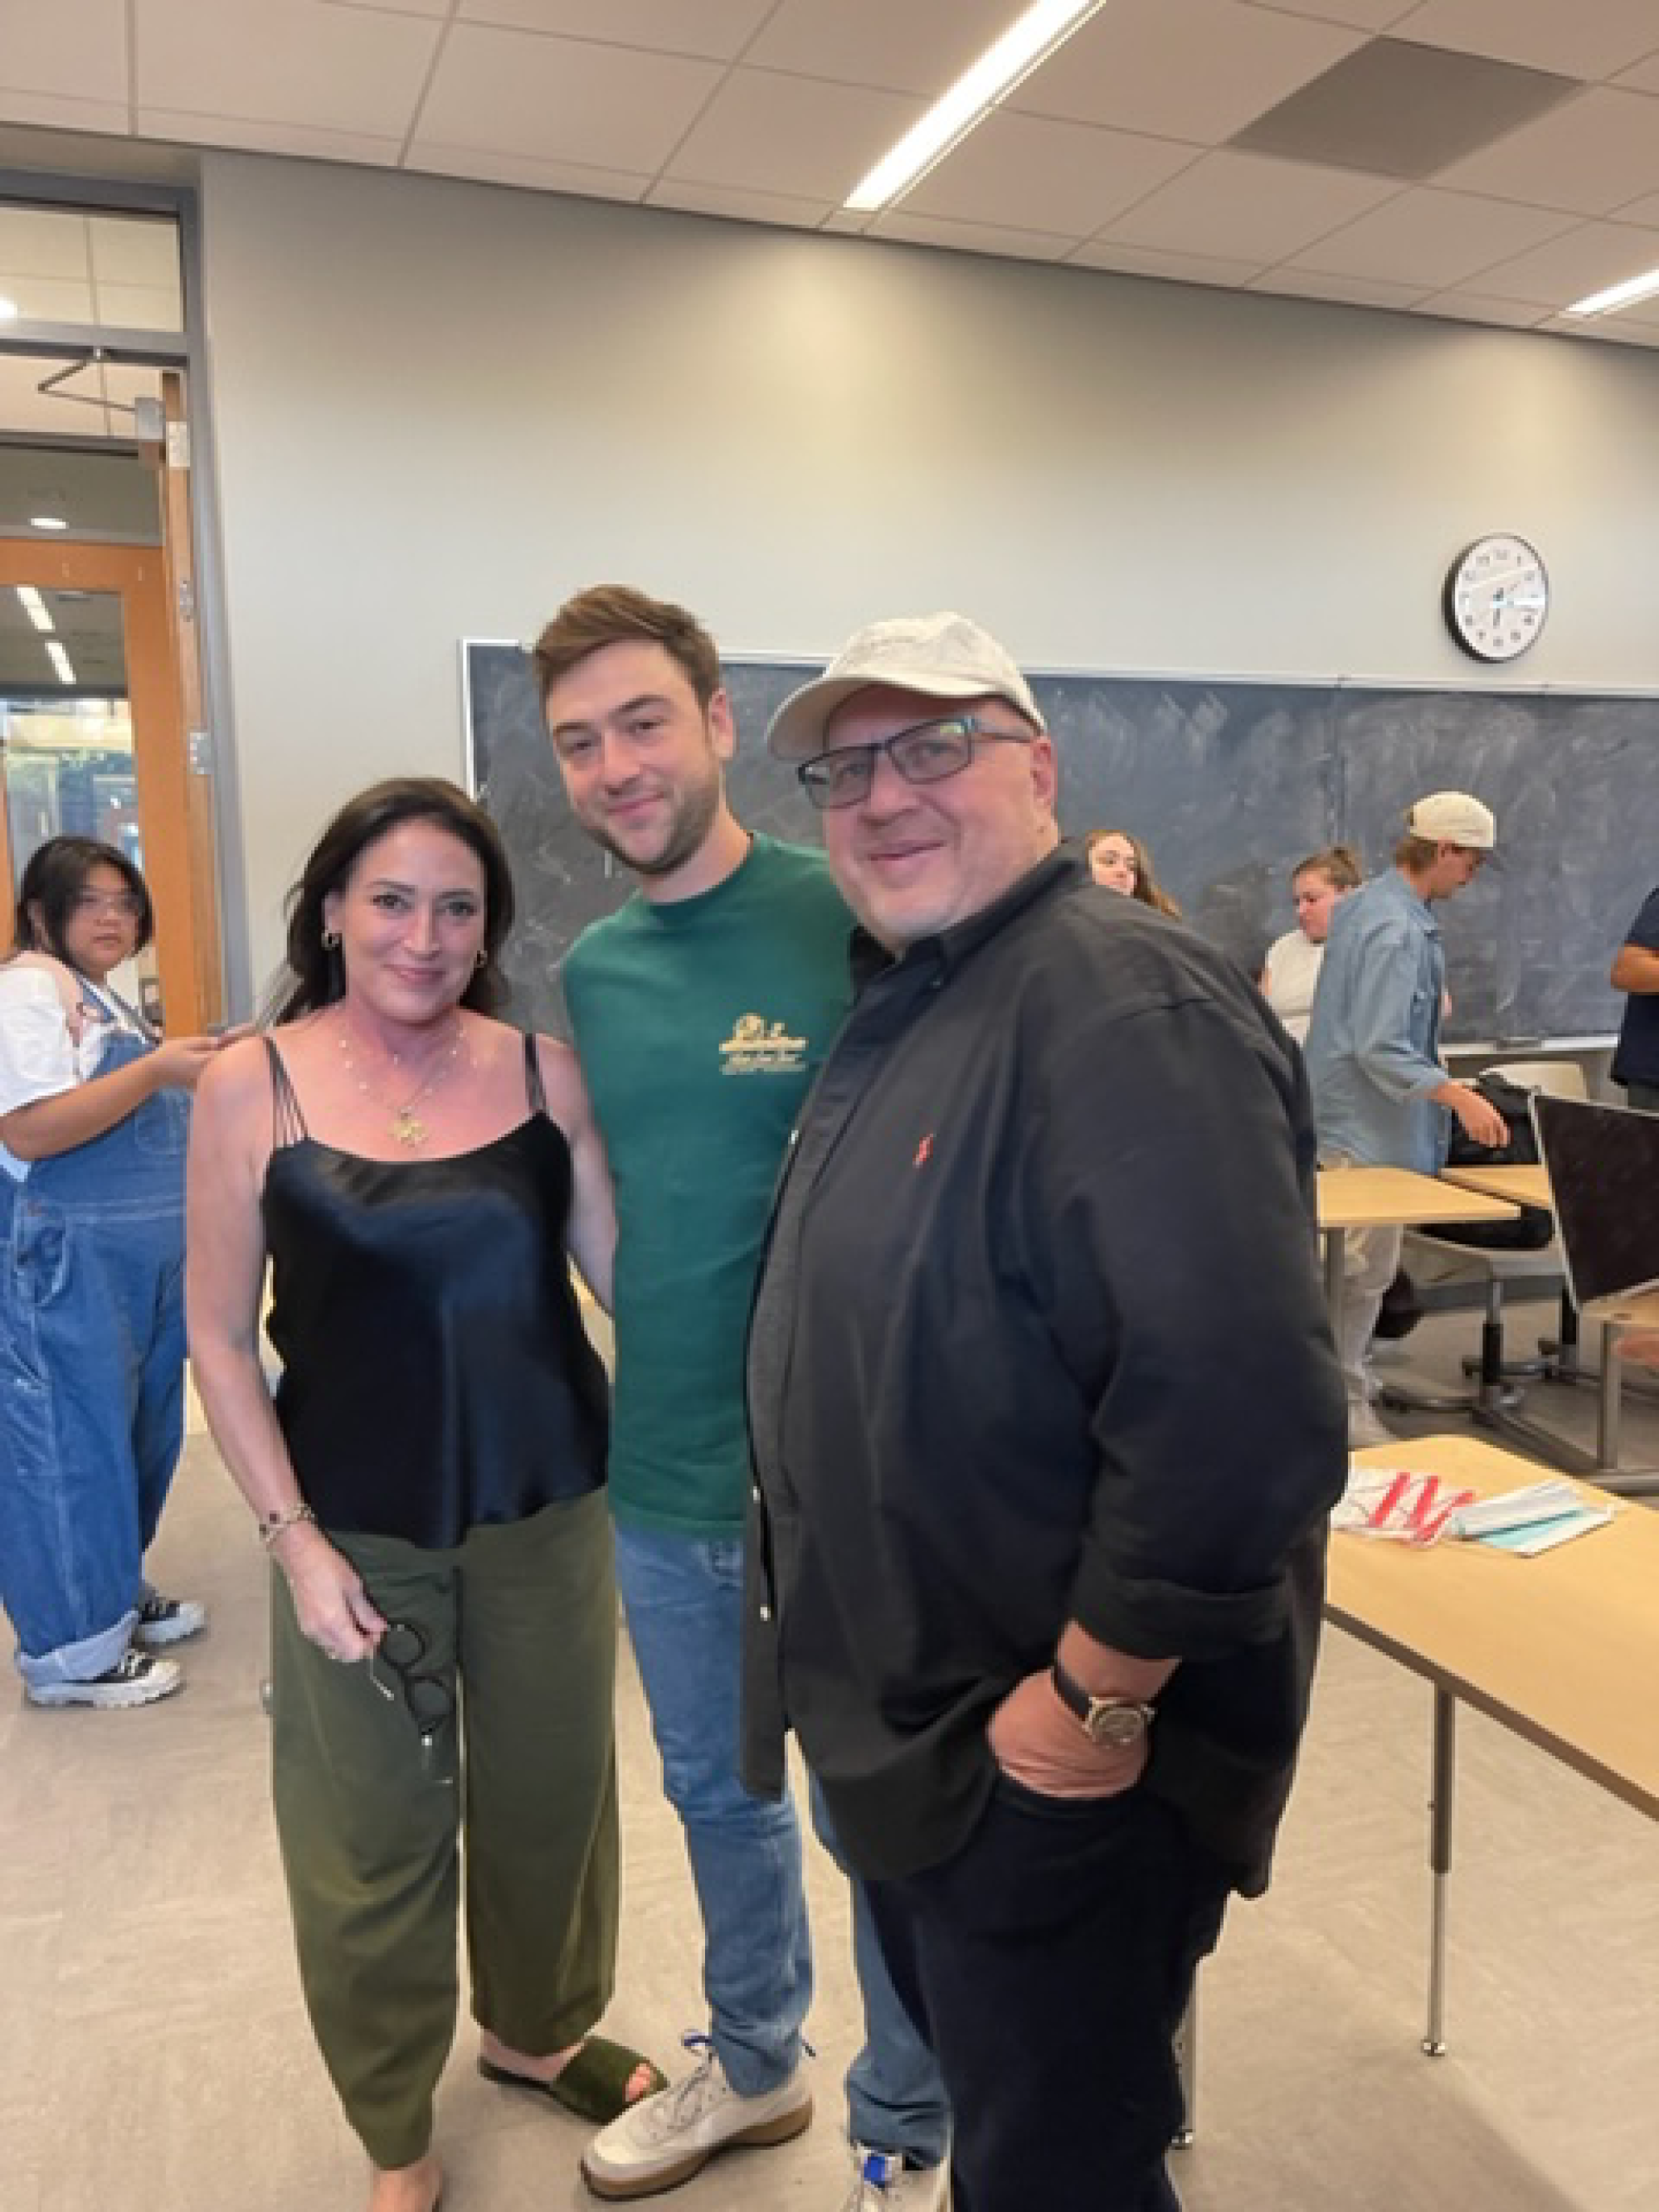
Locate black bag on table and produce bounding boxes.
[1423,1072,1554,1252]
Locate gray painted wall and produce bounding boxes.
[195,151,1659,992]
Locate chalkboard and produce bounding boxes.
[463,641,1659,1046]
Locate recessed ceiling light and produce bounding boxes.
[46,640,75,685]
[844,0,1109,214]
[0,295,19,321]
[16,586,54,633]
[1564,263,1659,318]
[29,514,69,532]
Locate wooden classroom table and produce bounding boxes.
[1316,1166,1519,1341]
[1329,1433,1659,2054]
[1438,1165,1659,1490]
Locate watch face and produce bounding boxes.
[1084,1702,1149,1750]
[1445,534,1549,663]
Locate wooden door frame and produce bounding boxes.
[0,537,212,1031]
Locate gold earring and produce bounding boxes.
[322,927,342,950]
[474,948,487,971]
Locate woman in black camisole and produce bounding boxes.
[187,780,661,2212]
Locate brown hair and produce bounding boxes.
[1393,833,1441,870]
[531,585,722,713]
[1292,843,1362,892]
[1085,827,1183,919]
[269,778,515,1024]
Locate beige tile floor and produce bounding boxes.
[4,1299,1659,2211]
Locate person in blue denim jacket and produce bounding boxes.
[0,836,221,1708]
[1305,793,1508,1442]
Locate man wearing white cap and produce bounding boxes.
[743,612,1347,2210]
[1306,791,1508,1444]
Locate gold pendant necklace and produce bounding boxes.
[335,1012,465,1147]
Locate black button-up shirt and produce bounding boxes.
[743,849,1348,1891]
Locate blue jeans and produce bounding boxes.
[0,1027,189,1689]
[810,1772,951,2168]
[614,1523,812,2097]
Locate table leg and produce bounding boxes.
[1324,1225,1347,1346]
[1423,1687,1455,2058]
[1597,1318,1623,1472]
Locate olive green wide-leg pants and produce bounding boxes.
[270,1491,620,2170]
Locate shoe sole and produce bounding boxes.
[581,2093,812,2201]
[27,1672,182,1709]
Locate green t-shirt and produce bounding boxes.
[562,835,853,1536]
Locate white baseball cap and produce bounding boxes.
[766,611,1044,762]
[1408,790,1497,849]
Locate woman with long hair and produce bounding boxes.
[1084,827,1183,918]
[0,836,221,1708]
[187,777,659,2212]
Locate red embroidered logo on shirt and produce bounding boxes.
[913,1134,934,1169]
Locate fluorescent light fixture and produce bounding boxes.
[17,586,54,633]
[1564,263,1659,318]
[46,640,75,685]
[844,0,1109,214]
[0,294,18,321]
[29,513,68,532]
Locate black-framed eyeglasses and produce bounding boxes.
[367,1620,455,1776]
[796,715,1032,812]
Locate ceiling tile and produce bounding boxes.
[645,180,832,231]
[0,90,130,137]
[1249,267,1428,309]
[1412,290,1552,327]
[137,108,404,164]
[88,215,180,288]
[746,0,1014,97]
[0,274,97,321]
[868,211,1081,263]
[87,280,180,328]
[660,69,919,201]
[1238,0,1416,25]
[0,0,129,105]
[1613,51,1659,95]
[455,0,774,58]
[0,206,93,281]
[409,143,652,201]
[134,0,438,135]
[1615,190,1659,225]
[1011,0,1364,143]
[1066,240,1267,285]
[1099,150,1396,260]
[905,111,1198,236]
[1542,310,1659,348]
[1436,88,1659,214]
[1287,187,1578,289]
[1393,0,1659,82]
[327,0,450,15]
[416,22,722,170]
[1468,219,1659,308]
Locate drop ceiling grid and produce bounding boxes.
[0,0,1653,338]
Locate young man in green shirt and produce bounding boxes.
[536,587,949,2209]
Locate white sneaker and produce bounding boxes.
[841,2142,951,2210]
[581,2034,812,2200]
[1348,1401,1394,1450]
[26,1649,182,1709]
[134,1592,208,1647]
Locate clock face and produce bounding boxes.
[1444,534,1550,663]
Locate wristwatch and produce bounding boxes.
[1050,1660,1156,1749]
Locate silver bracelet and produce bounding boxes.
[258,1500,318,1550]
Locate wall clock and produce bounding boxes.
[1443,533,1550,662]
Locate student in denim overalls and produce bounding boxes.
[0,836,220,1709]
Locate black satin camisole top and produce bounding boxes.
[260,1033,608,1548]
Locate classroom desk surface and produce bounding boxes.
[1331,1432,1659,2052]
[1436,1162,1552,1209]
[1331,1433,1659,1821]
[1316,1165,1520,1232]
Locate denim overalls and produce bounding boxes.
[0,983,190,1689]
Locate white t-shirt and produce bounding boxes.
[1262,929,1324,1046]
[0,965,144,1182]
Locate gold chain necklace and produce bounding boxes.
[335,1011,465,1148]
